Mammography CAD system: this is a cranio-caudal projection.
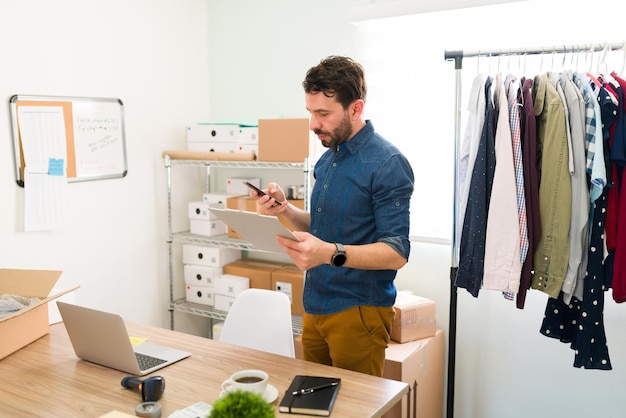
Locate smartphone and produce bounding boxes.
[242,181,283,206]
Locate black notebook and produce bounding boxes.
[279,375,341,416]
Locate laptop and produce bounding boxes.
[209,207,299,253]
[57,301,191,376]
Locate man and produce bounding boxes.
[254,55,414,376]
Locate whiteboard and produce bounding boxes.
[10,95,128,186]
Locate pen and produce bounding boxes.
[292,381,339,396]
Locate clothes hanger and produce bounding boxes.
[597,42,611,81]
[588,43,619,104]
[586,44,603,88]
[497,49,502,75]
[600,42,618,85]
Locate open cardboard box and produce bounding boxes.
[0,268,77,360]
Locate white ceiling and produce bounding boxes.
[350,0,528,21]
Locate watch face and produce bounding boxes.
[332,253,347,267]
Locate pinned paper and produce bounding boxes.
[48,158,64,176]
[19,105,68,231]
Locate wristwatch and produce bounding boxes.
[330,243,347,267]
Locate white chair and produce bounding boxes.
[219,288,295,358]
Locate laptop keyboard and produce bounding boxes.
[135,352,167,371]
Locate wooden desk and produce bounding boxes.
[0,322,408,417]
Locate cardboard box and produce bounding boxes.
[189,219,227,237]
[223,258,290,290]
[271,266,304,315]
[182,245,241,267]
[202,193,237,205]
[183,265,223,287]
[226,177,260,195]
[383,329,444,418]
[226,196,256,239]
[214,294,236,312]
[237,126,259,144]
[294,334,304,359]
[235,143,258,156]
[391,293,436,343]
[212,320,224,340]
[214,274,249,297]
[188,201,222,220]
[0,269,76,360]
[227,195,257,211]
[185,285,215,306]
[186,123,239,142]
[258,118,310,162]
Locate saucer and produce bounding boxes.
[220,384,279,403]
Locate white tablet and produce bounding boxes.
[209,208,299,253]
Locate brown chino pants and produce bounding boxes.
[301,305,394,377]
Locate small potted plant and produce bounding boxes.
[208,390,275,418]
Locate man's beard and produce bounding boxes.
[315,114,353,149]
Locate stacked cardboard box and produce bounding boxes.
[213,274,250,312]
[186,123,259,156]
[383,330,444,418]
[186,119,311,162]
[183,245,240,307]
[188,193,231,237]
[223,259,303,316]
[223,258,290,290]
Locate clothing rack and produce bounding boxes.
[443,41,624,418]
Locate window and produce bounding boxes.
[352,0,626,243]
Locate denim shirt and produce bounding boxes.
[304,120,414,315]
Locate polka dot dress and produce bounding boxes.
[539,191,612,370]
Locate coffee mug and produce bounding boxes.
[221,369,268,395]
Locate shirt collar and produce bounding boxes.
[338,120,374,154]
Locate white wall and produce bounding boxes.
[1,1,623,418]
[0,0,212,326]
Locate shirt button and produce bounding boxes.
[317,207,322,212]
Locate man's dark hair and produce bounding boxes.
[302,55,367,109]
